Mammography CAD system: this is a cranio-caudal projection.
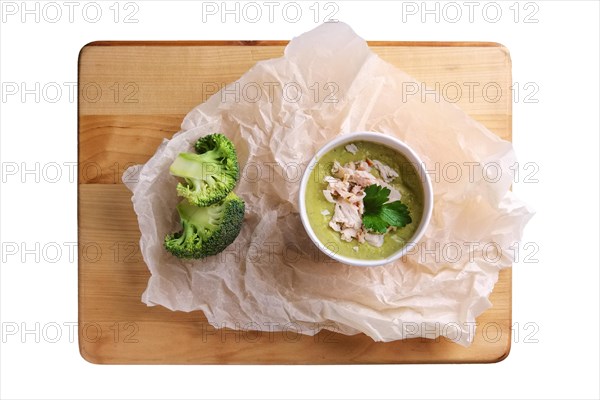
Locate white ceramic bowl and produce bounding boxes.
[298,132,433,267]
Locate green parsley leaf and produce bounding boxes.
[362,214,389,233]
[363,184,390,211]
[362,184,412,233]
[380,201,412,227]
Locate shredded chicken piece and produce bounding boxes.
[340,228,358,242]
[357,229,365,243]
[324,175,338,184]
[371,159,399,183]
[322,189,336,203]
[320,209,331,216]
[345,143,358,154]
[357,161,370,171]
[328,220,341,232]
[349,170,379,187]
[382,182,402,202]
[330,201,362,230]
[364,233,385,247]
[329,179,352,198]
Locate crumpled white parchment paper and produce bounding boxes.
[124,22,533,346]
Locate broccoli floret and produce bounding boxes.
[169,133,240,207]
[164,192,245,259]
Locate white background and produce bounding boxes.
[0,1,598,399]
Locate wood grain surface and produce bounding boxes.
[78,41,512,364]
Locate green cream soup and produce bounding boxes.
[305,141,424,260]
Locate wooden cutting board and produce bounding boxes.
[78,40,512,364]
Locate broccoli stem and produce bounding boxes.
[170,152,223,184]
[177,200,222,240]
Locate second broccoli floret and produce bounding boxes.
[164,192,245,259]
[169,133,240,206]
